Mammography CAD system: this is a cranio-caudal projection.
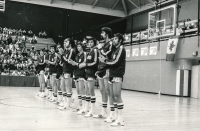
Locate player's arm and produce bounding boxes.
[105,46,124,66]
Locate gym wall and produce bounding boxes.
[123,0,199,96]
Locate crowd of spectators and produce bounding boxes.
[0,27,48,76]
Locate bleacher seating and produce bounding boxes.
[26,37,56,50]
[10,36,56,50]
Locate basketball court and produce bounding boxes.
[0,86,200,131]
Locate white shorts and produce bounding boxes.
[64,73,71,79]
[108,77,123,84]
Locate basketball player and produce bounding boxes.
[76,38,90,115]
[58,38,76,110]
[79,36,98,117]
[94,27,115,121]
[68,41,86,112]
[36,49,46,98]
[48,46,57,102]
[99,33,125,126]
[54,45,64,104]
[45,50,51,98]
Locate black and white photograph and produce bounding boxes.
[0,0,200,131]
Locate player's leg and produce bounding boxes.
[85,77,96,117]
[110,77,124,126]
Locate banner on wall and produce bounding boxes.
[132,48,139,57]
[166,37,179,61]
[123,33,131,43]
[149,46,157,55]
[141,47,148,56]
[126,49,130,57]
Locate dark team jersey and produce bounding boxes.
[55,54,63,75]
[62,48,76,73]
[106,45,126,77]
[49,53,57,73]
[74,52,86,78]
[45,54,50,68]
[85,47,98,76]
[98,41,114,71]
[37,55,46,71]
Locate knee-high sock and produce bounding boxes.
[117,103,124,120]
[90,96,96,113]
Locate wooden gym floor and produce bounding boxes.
[0,86,200,131]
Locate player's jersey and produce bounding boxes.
[74,52,86,78]
[62,48,76,74]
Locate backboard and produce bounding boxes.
[148,4,177,39]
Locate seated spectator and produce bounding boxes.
[42,31,47,38]
[0,54,2,73]
[22,35,26,41]
[8,28,12,35]
[21,71,26,76]
[17,50,23,61]
[22,30,26,36]
[17,69,22,76]
[11,51,17,59]
[2,34,7,43]
[7,35,12,45]
[2,64,10,75]
[3,27,7,34]
[38,31,43,38]
[18,29,22,36]
[15,29,19,36]
[14,41,19,51]
[12,29,16,36]
[27,57,33,67]
[4,49,10,57]
[28,37,32,44]
[14,36,18,43]
[28,30,33,37]
[9,58,15,70]
[0,52,4,62]
[11,70,18,76]
[18,40,24,51]
[32,34,37,44]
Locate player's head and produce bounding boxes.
[85,36,96,48]
[50,45,56,53]
[113,33,124,47]
[101,27,112,39]
[64,38,75,48]
[76,41,85,52]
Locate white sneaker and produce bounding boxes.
[93,111,107,118]
[114,115,118,121]
[39,93,45,98]
[47,95,51,99]
[35,92,41,97]
[58,106,67,110]
[73,108,80,112]
[104,115,115,123]
[58,102,64,107]
[77,109,86,115]
[49,97,55,102]
[110,119,124,126]
[84,112,94,118]
[48,96,52,100]
[52,100,59,104]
